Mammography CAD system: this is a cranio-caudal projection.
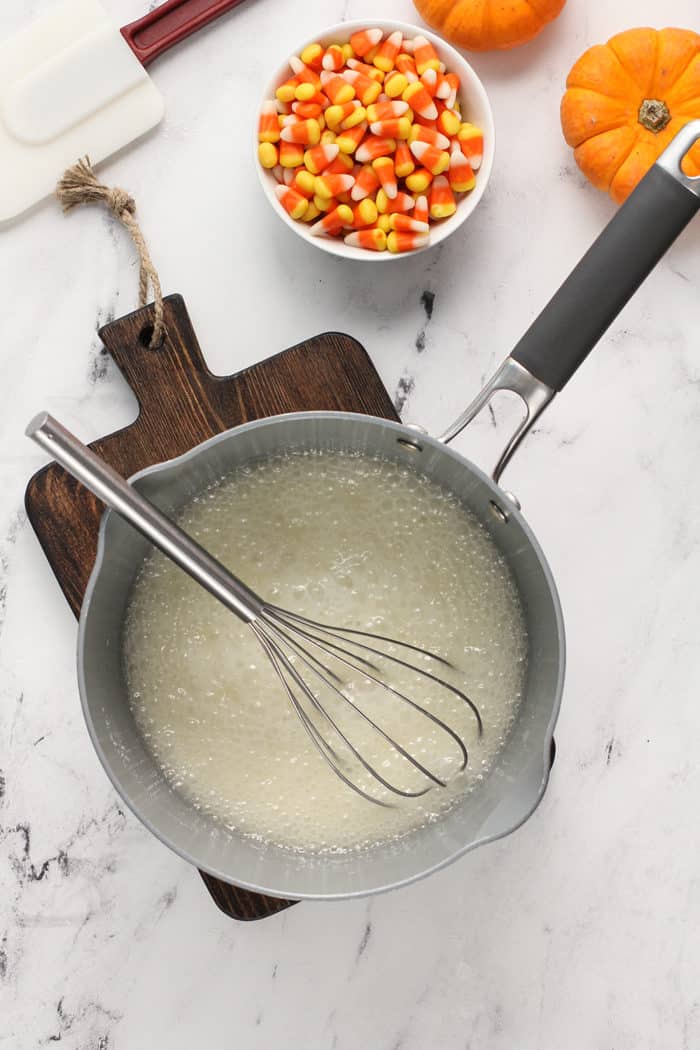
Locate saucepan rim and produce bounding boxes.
[77,410,565,900]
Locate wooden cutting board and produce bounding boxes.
[25,293,398,922]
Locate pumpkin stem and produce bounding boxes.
[638,98,671,133]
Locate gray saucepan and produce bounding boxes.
[31,123,700,900]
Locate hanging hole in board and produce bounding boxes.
[489,499,509,524]
[138,324,166,350]
[397,437,423,454]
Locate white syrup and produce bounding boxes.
[123,451,528,853]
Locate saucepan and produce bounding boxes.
[30,123,700,900]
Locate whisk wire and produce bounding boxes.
[263,617,441,797]
[254,624,396,808]
[268,606,454,666]
[267,606,382,673]
[268,606,484,733]
[256,606,482,806]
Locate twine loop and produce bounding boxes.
[106,187,136,217]
[56,158,165,348]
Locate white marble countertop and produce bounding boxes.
[2,0,700,1046]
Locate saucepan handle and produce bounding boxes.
[511,122,700,392]
[121,0,250,67]
[441,122,700,483]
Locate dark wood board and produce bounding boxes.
[25,293,399,922]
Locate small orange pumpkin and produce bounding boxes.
[413,0,567,51]
[561,27,700,204]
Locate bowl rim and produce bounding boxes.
[255,18,496,262]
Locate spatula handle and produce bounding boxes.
[121,0,249,66]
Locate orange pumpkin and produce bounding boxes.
[413,0,567,51]
[561,27,700,204]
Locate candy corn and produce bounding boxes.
[448,145,476,193]
[355,136,396,163]
[387,230,429,253]
[280,119,321,146]
[301,43,324,70]
[260,28,484,252]
[409,139,449,175]
[324,100,359,130]
[279,139,304,167]
[366,100,409,122]
[403,81,437,121]
[438,72,459,108]
[292,100,324,119]
[350,28,383,57]
[353,198,379,227]
[303,142,339,174]
[389,213,429,234]
[384,71,409,98]
[437,107,461,138]
[302,199,321,222]
[421,68,439,97]
[336,122,367,154]
[325,152,355,174]
[342,69,382,106]
[321,72,356,105]
[394,140,415,178]
[259,100,281,143]
[374,30,402,72]
[405,167,433,193]
[345,228,387,251]
[414,194,429,225]
[276,76,299,103]
[292,168,316,198]
[275,183,308,219]
[376,189,415,213]
[340,103,367,130]
[346,58,384,83]
[369,117,411,139]
[373,156,397,199]
[289,56,321,89]
[294,81,318,102]
[429,175,456,219]
[313,193,336,212]
[314,173,355,199]
[396,54,418,80]
[322,44,345,71]
[351,164,381,201]
[408,124,450,149]
[457,123,483,170]
[412,35,440,76]
[258,142,278,168]
[309,203,353,236]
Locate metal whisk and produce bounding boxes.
[27,413,482,806]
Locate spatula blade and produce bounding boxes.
[0,0,164,223]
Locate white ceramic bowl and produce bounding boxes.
[256,19,495,261]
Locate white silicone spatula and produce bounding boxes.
[0,0,247,222]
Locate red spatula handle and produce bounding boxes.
[121,0,248,66]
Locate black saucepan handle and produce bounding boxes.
[511,123,700,392]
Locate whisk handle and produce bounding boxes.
[26,413,264,623]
